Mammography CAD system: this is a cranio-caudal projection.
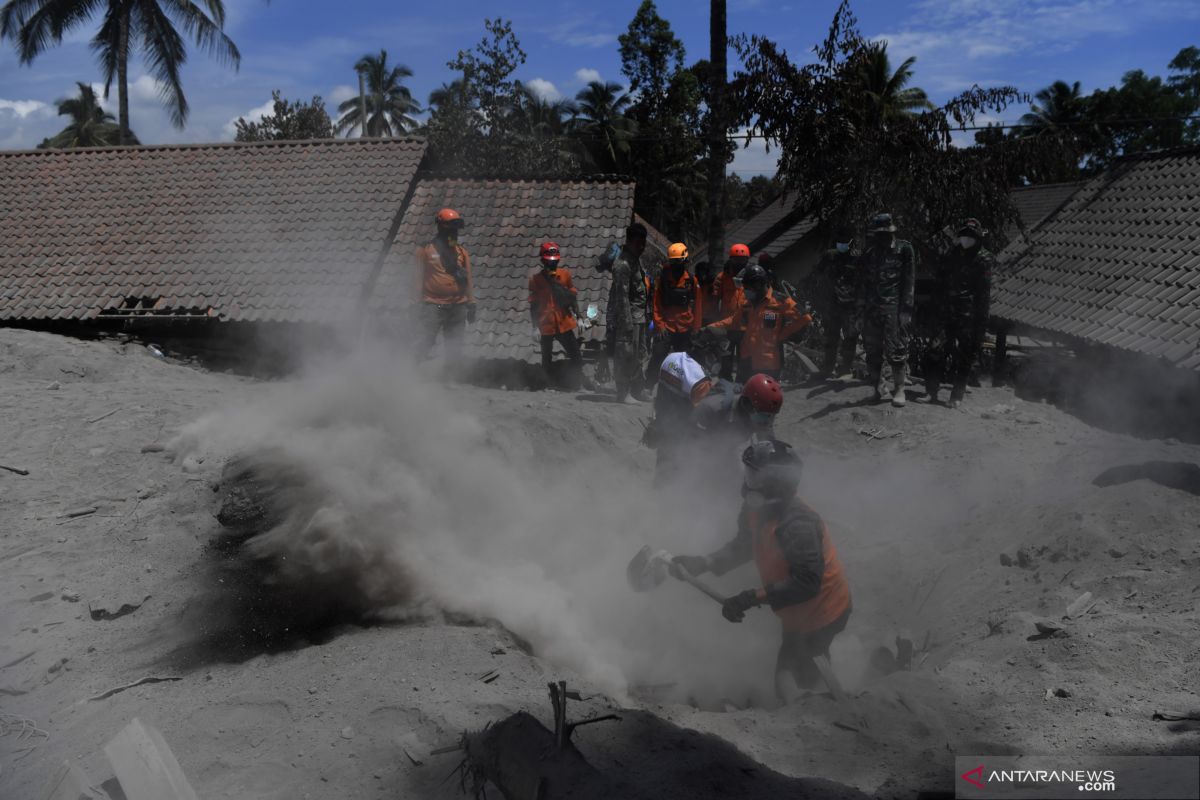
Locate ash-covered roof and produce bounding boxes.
[992,148,1200,369]
[370,176,636,361]
[1009,181,1087,232]
[0,138,426,323]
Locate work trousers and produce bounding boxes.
[862,304,908,378]
[419,302,466,361]
[541,331,583,389]
[926,316,982,393]
[735,360,781,384]
[822,304,859,375]
[774,606,851,698]
[612,325,647,401]
[646,331,694,385]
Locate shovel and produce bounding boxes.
[626,545,728,603]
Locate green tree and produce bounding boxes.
[619,0,685,122]
[1,0,239,145]
[335,50,420,137]
[235,91,333,142]
[39,81,133,148]
[1168,46,1200,142]
[1018,80,1088,135]
[1085,68,1195,170]
[570,80,636,172]
[856,41,933,123]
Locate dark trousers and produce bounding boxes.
[541,331,582,389]
[646,331,693,385]
[419,302,466,361]
[926,317,981,395]
[736,360,781,384]
[822,304,859,375]
[775,607,851,697]
[862,305,908,376]
[719,333,742,381]
[612,325,647,400]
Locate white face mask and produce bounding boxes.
[959,236,977,249]
[836,242,850,253]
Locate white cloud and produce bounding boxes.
[574,68,602,86]
[525,78,562,102]
[729,129,779,177]
[222,98,277,139]
[329,84,357,105]
[566,32,614,48]
[129,75,165,103]
[0,98,48,118]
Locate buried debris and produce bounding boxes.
[88,595,150,621]
[1065,591,1100,619]
[1152,710,1200,722]
[104,718,198,800]
[1,463,30,476]
[858,426,902,441]
[1028,621,1069,641]
[86,676,182,703]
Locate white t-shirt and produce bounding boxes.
[659,352,711,403]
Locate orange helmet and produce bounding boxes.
[729,243,750,258]
[540,241,561,261]
[436,208,463,226]
[667,242,689,261]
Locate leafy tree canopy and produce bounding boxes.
[235,91,333,142]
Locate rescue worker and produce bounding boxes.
[671,438,852,699]
[647,243,703,384]
[718,244,750,380]
[606,223,650,404]
[696,261,724,326]
[416,208,475,361]
[529,241,584,390]
[858,213,916,407]
[693,372,784,443]
[702,265,812,383]
[926,218,994,408]
[757,252,799,304]
[814,227,861,379]
[644,350,716,484]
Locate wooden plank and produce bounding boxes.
[103,718,198,800]
[40,760,109,800]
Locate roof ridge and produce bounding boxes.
[0,136,426,158]
[416,171,633,184]
[1011,179,1089,192]
[1114,143,1200,164]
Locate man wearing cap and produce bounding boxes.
[529,242,585,390]
[607,222,651,403]
[858,213,916,406]
[926,218,994,408]
[416,208,475,362]
[670,438,852,700]
[814,226,861,379]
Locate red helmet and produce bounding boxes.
[742,373,783,413]
[729,243,750,258]
[436,208,463,226]
[540,241,561,261]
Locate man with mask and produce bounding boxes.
[927,218,994,408]
[814,227,861,379]
[701,265,811,382]
[670,438,852,700]
[647,242,703,384]
[858,213,916,406]
[717,244,750,379]
[416,208,475,361]
[607,223,651,403]
[529,241,585,390]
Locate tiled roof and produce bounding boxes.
[1009,181,1086,232]
[992,148,1200,369]
[693,192,816,263]
[0,138,426,323]
[370,176,636,361]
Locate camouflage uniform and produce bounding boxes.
[926,244,994,403]
[814,248,860,376]
[859,240,917,380]
[607,246,649,401]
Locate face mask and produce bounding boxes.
[959,236,977,249]
[872,234,893,248]
[542,261,558,271]
[745,289,763,303]
[836,242,850,253]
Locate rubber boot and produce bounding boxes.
[873,366,891,403]
[948,381,966,409]
[891,363,907,407]
[925,378,939,404]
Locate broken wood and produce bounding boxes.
[39,760,109,800]
[1065,591,1099,619]
[103,718,199,800]
[1152,710,1200,722]
[87,409,120,424]
[63,506,98,519]
[87,676,181,702]
[0,463,30,476]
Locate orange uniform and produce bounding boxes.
[750,503,851,632]
[717,270,744,317]
[653,268,703,334]
[528,267,578,336]
[712,289,811,373]
[417,240,473,305]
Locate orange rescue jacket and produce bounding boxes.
[750,502,851,633]
[528,267,578,336]
[712,289,811,372]
[417,240,473,305]
[653,267,702,334]
[717,271,744,317]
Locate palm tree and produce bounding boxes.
[570,80,637,171]
[40,81,136,147]
[1018,80,1087,135]
[1,0,239,145]
[335,50,420,137]
[856,42,933,123]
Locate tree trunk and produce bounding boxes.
[117,10,130,145]
[705,0,727,264]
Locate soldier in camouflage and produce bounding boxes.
[814,225,861,379]
[858,213,916,407]
[925,218,994,408]
[606,222,650,404]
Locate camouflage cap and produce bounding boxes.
[869,213,897,233]
[957,218,987,238]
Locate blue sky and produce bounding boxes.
[1,0,1196,174]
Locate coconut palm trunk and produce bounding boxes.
[705,0,727,264]
[117,10,129,144]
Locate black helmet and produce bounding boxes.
[869,212,897,233]
[741,264,768,290]
[741,438,802,502]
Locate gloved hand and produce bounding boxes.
[898,310,912,329]
[640,420,659,449]
[466,303,477,325]
[721,589,762,623]
[669,554,709,578]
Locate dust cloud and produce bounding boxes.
[171,341,786,704]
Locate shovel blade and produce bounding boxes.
[627,545,670,592]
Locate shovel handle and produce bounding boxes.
[676,569,729,605]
